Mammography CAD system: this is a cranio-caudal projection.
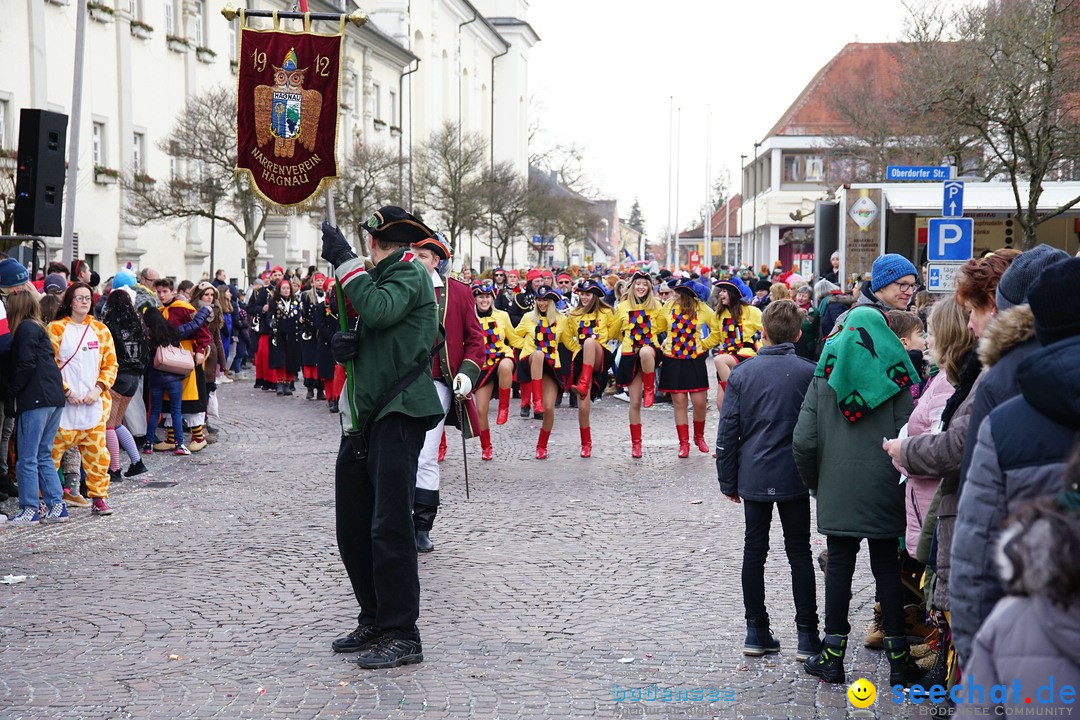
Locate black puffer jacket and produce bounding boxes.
[950,335,1080,665]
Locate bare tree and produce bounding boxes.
[123,86,267,281]
[902,0,1080,248]
[526,167,596,266]
[412,121,489,255]
[333,141,402,257]
[484,160,528,267]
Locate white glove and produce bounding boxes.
[452,373,473,398]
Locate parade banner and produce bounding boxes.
[235,20,342,208]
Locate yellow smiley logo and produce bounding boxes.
[847,677,877,708]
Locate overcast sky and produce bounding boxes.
[526,0,919,241]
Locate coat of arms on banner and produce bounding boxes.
[236,25,341,208]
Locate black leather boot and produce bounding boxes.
[276,382,286,396]
[413,488,439,553]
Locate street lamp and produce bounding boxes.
[202,178,224,277]
[752,142,761,267]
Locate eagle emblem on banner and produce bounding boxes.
[254,47,322,158]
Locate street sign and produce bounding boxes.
[927,218,974,261]
[943,180,964,217]
[926,261,965,293]
[886,165,953,182]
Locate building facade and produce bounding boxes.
[2,0,535,283]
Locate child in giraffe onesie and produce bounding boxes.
[48,282,118,515]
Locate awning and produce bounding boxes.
[877,182,1080,213]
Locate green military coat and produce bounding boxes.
[335,249,444,431]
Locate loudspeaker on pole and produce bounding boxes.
[14,109,68,238]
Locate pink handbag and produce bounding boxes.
[153,344,194,375]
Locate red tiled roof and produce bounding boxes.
[679,195,742,239]
[765,43,904,138]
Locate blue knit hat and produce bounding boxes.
[112,269,137,290]
[870,254,919,292]
[0,258,29,289]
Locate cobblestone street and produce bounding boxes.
[0,380,941,719]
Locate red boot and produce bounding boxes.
[437,430,447,462]
[480,428,493,461]
[630,423,643,459]
[532,378,545,414]
[677,424,690,458]
[693,420,709,453]
[580,427,592,458]
[496,388,511,425]
[642,371,656,408]
[536,428,550,459]
[574,363,594,398]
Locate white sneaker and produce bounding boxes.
[218,375,234,384]
[613,392,631,403]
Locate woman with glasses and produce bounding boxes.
[48,282,119,516]
[567,280,615,458]
[608,271,665,458]
[472,283,523,460]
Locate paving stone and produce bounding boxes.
[0,382,923,718]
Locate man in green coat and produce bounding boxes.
[321,206,445,670]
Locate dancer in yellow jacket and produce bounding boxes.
[658,279,724,458]
[608,271,665,458]
[472,282,524,461]
[567,279,615,458]
[514,286,580,459]
[712,277,763,413]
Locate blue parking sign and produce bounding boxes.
[927,218,974,261]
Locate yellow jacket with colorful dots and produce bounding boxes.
[714,303,763,359]
[476,308,524,368]
[514,313,580,368]
[565,307,613,347]
[608,301,666,354]
[657,300,724,359]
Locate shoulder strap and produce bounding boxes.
[358,324,446,436]
[58,322,92,372]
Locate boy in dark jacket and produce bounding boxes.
[716,300,820,660]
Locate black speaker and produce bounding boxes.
[815,200,840,277]
[14,109,68,237]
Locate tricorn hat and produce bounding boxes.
[363,206,436,245]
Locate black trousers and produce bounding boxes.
[335,412,427,643]
[742,498,818,629]
[824,535,904,638]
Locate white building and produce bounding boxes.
[2,0,536,283]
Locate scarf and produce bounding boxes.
[816,306,919,423]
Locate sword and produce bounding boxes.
[456,396,470,500]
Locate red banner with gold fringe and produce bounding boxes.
[236,24,341,208]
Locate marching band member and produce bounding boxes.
[608,271,665,458]
[659,279,724,457]
[514,286,580,459]
[266,278,302,396]
[567,279,614,458]
[712,276,763,412]
[471,283,523,460]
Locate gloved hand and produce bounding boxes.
[452,372,472,399]
[332,330,360,363]
[321,221,358,268]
